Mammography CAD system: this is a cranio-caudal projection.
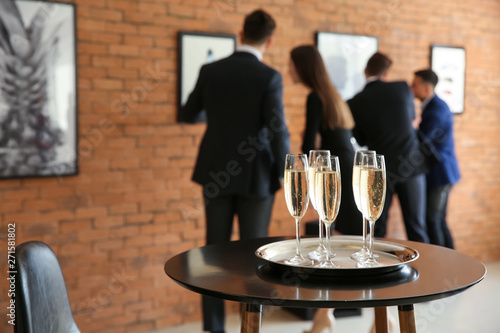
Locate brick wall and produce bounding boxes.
[1,0,500,332]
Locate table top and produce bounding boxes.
[164,237,486,308]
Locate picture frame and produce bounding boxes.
[315,32,378,101]
[430,44,466,114]
[0,0,78,179]
[177,31,237,122]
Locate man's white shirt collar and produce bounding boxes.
[365,76,380,85]
[421,94,434,110]
[237,45,263,61]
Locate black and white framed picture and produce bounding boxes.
[0,0,78,179]
[316,32,378,100]
[177,31,236,122]
[430,44,466,114]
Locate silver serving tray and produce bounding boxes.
[255,236,419,276]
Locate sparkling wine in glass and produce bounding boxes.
[307,150,330,261]
[315,155,341,268]
[358,154,386,267]
[350,150,377,261]
[284,154,313,266]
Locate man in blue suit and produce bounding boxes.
[411,69,461,249]
[181,9,290,333]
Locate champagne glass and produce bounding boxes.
[315,155,341,268]
[284,154,313,266]
[307,150,330,261]
[350,150,378,261]
[358,154,386,267]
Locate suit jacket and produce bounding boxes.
[180,52,290,197]
[348,80,420,180]
[418,94,460,189]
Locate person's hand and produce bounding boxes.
[412,115,422,129]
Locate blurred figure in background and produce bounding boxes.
[289,44,362,236]
[348,52,430,244]
[289,44,362,333]
[181,9,290,333]
[411,69,460,249]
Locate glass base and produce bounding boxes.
[318,259,339,268]
[308,249,337,260]
[307,244,327,260]
[351,247,379,262]
[285,255,315,266]
[356,258,382,268]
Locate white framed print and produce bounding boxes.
[316,32,378,101]
[430,44,466,114]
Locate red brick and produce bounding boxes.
[109,45,140,56]
[60,220,92,233]
[105,22,138,34]
[92,56,124,68]
[79,43,109,55]
[109,203,138,215]
[89,8,123,21]
[76,207,108,219]
[138,3,167,14]
[107,0,138,11]
[93,78,123,90]
[125,213,154,225]
[5,189,39,200]
[79,31,123,44]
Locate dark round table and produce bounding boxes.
[164,237,486,333]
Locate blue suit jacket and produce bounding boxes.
[418,95,460,189]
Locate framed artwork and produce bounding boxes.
[0,0,78,179]
[177,31,236,122]
[316,32,378,101]
[430,44,466,114]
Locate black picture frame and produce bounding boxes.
[430,44,466,114]
[315,32,378,100]
[0,0,78,179]
[177,31,236,123]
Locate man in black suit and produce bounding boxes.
[348,52,429,244]
[180,9,289,333]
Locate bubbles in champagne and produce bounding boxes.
[284,170,309,219]
[360,166,386,221]
[307,166,318,210]
[315,170,341,224]
[352,165,362,212]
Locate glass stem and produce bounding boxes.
[318,216,324,248]
[362,217,368,250]
[368,221,375,259]
[325,223,331,263]
[295,218,302,257]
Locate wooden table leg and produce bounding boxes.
[398,304,416,333]
[241,303,262,333]
[374,307,388,333]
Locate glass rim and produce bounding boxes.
[286,153,307,156]
[308,149,330,153]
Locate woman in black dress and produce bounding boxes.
[289,45,362,237]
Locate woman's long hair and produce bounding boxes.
[291,45,354,130]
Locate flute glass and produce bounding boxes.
[307,150,330,261]
[284,154,313,266]
[315,155,341,268]
[358,154,386,267]
[350,150,377,261]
